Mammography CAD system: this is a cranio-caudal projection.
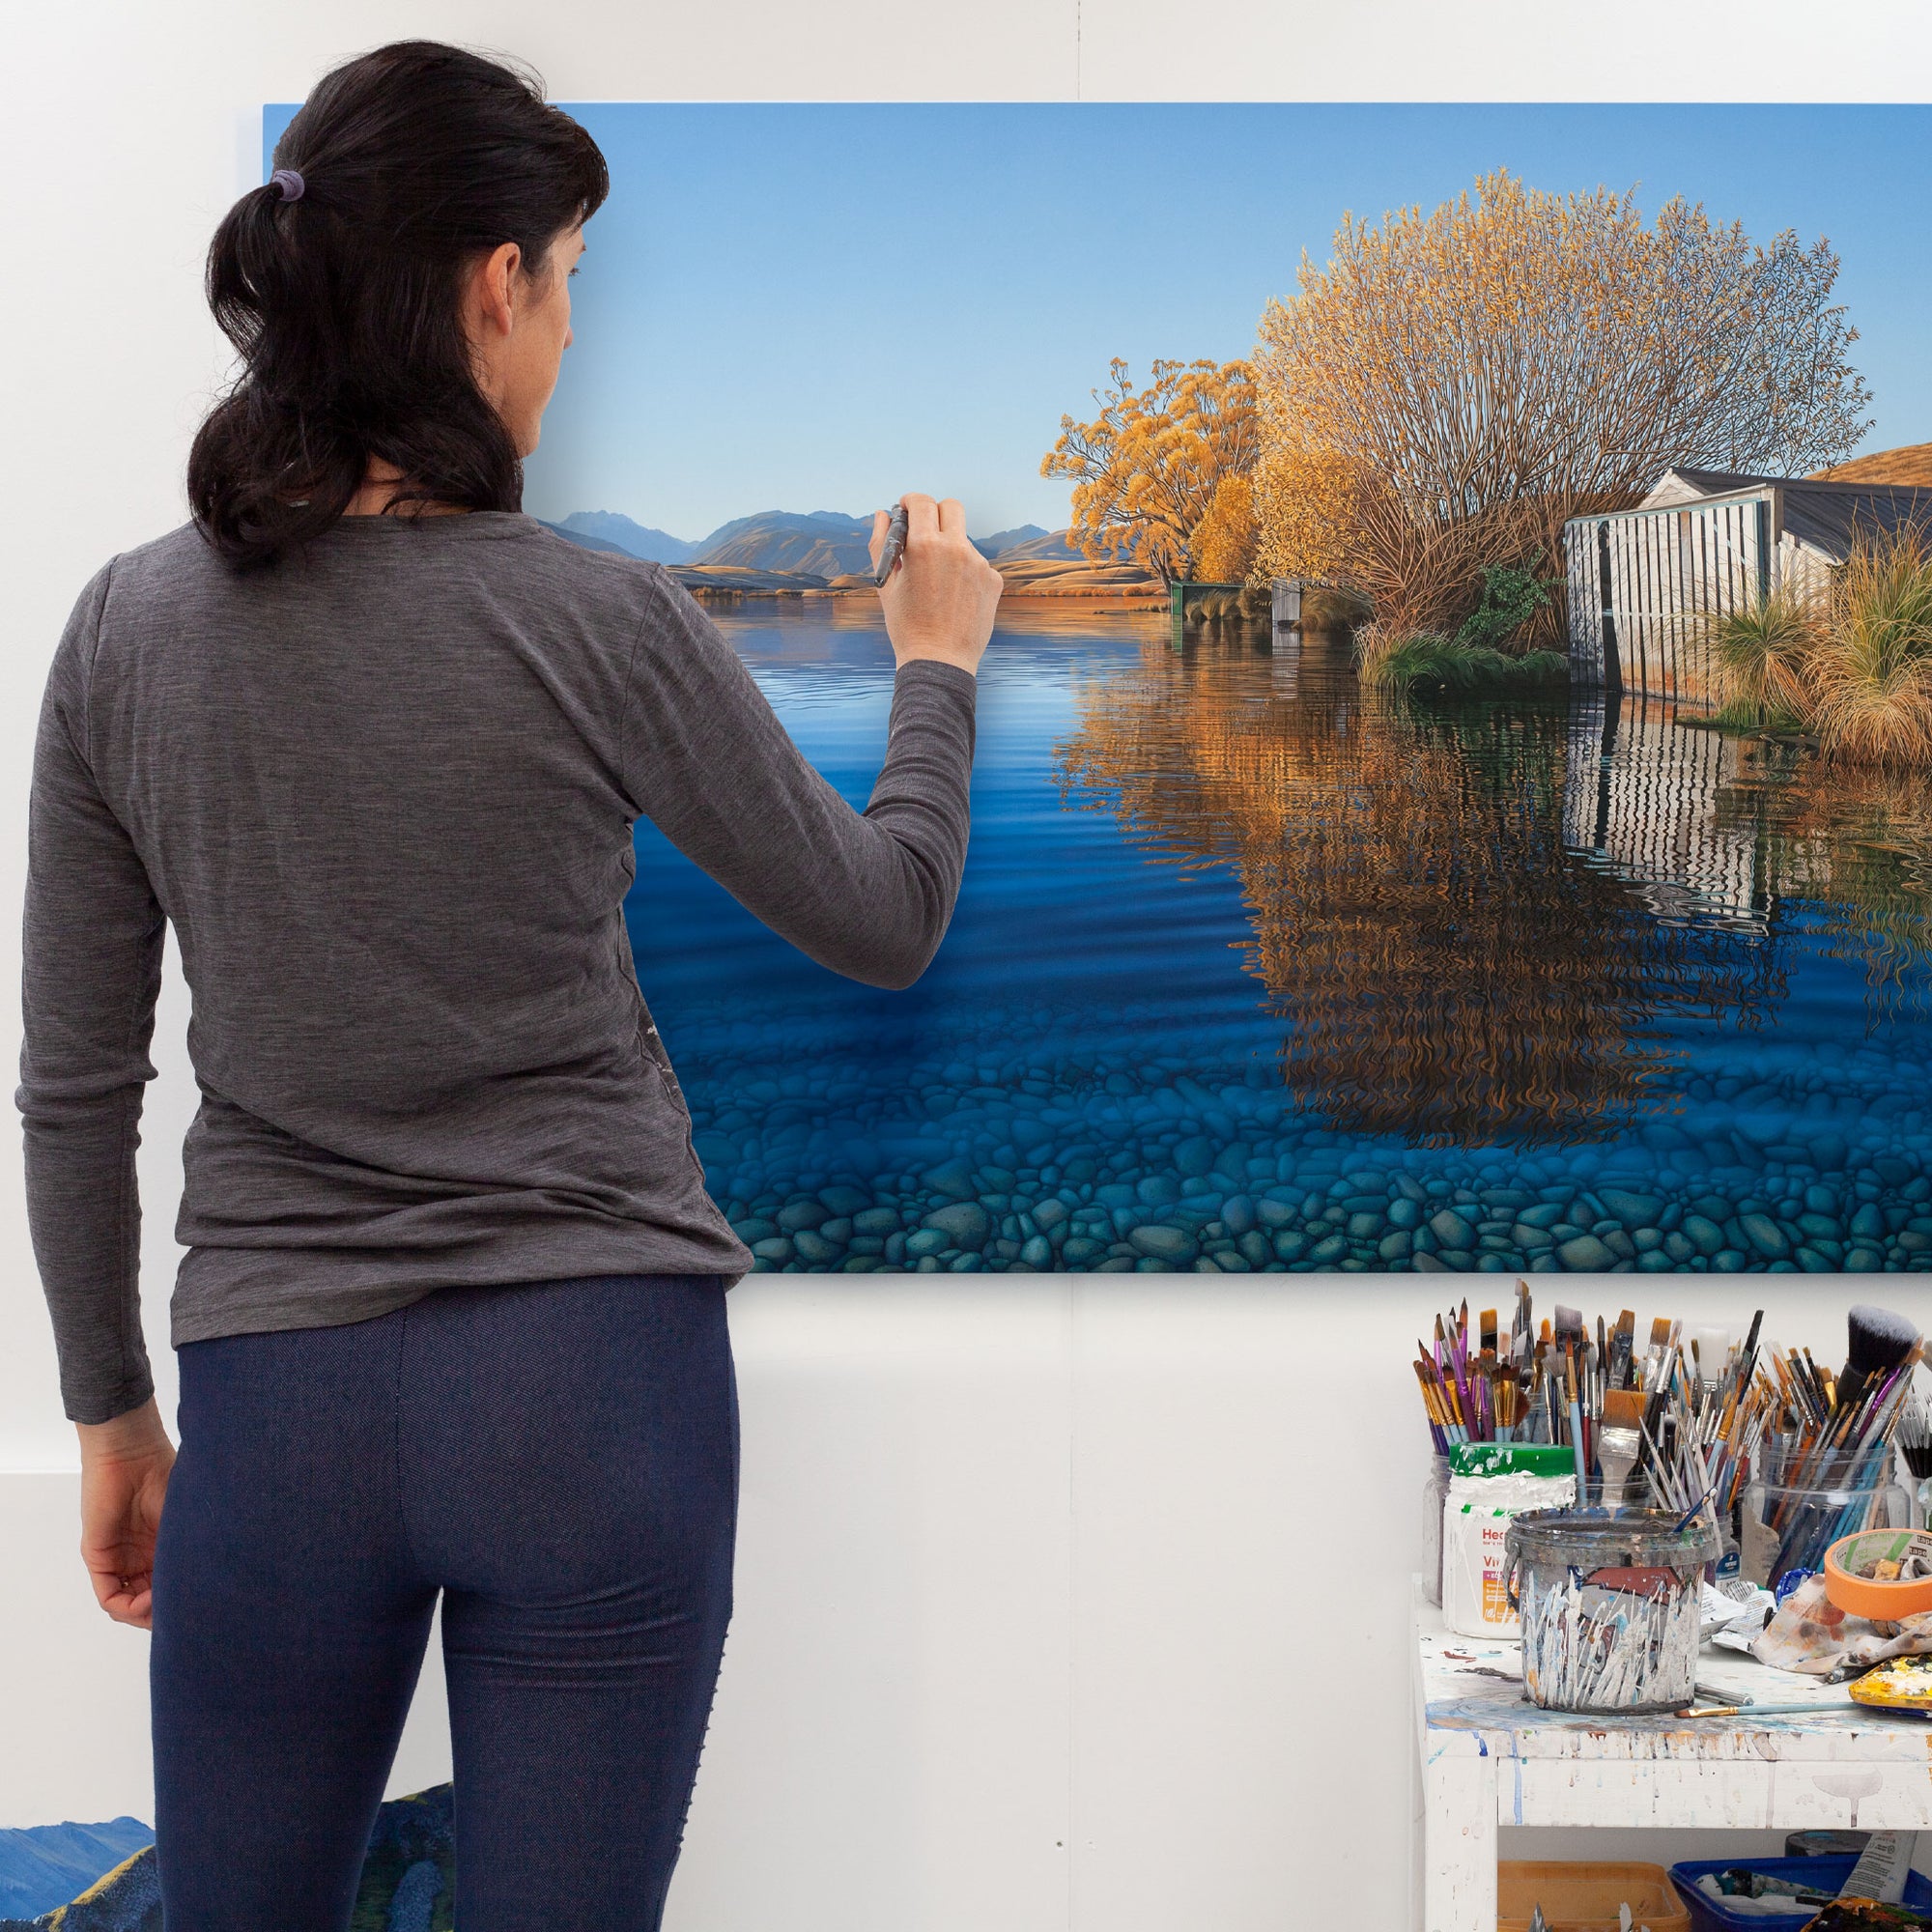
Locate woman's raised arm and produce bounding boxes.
[619,493,999,990]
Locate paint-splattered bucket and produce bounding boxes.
[1506,1509,1720,1715]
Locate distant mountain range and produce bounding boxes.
[540,519,634,555]
[545,509,1073,577]
[986,528,1079,563]
[554,511,698,562]
[974,525,1060,558]
[692,510,875,578]
[0,1788,455,1930]
[0,1817,154,1921]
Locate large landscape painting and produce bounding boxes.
[266,103,1932,1287]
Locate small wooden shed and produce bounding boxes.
[1563,468,1932,703]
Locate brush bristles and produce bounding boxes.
[1901,1399,1932,1479]
[1603,1387,1647,1430]
[1846,1304,1921,1377]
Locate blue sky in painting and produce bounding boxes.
[264,102,1932,542]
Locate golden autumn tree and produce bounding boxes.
[1251,440,1376,585]
[1188,474,1259,583]
[1254,169,1872,640]
[1041,358,1258,584]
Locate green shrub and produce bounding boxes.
[1359,630,1569,695]
[1451,557,1555,654]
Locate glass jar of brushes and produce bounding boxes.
[1901,1395,1932,1529]
[1740,1445,1912,1600]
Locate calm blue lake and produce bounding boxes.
[626,604,1932,1275]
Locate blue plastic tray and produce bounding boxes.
[1671,1856,1932,1930]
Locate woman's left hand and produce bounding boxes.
[76,1396,176,1630]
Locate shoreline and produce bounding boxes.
[681,585,1172,611]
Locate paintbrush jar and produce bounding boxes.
[1443,1444,1581,1637]
[1740,1464,1910,1598]
[1506,1510,1721,1716]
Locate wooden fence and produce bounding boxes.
[1564,494,1785,703]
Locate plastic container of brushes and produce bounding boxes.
[1669,1855,1932,1931]
[1506,1509,1721,1716]
[1740,1455,1910,1599]
[1422,1452,1451,1606]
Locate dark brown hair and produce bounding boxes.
[187,41,608,569]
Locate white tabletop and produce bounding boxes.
[1417,1592,1931,1770]
[1412,1580,1932,1930]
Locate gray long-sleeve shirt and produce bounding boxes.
[18,511,977,1424]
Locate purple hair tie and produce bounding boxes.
[270,168,305,202]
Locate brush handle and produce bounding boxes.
[872,503,910,586]
[1677,1701,1856,1719]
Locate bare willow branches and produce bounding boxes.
[1254,169,1873,638]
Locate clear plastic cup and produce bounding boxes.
[1740,1468,1911,1598]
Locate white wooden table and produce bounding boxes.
[1412,1578,1932,1931]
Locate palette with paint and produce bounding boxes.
[1847,1655,1932,1716]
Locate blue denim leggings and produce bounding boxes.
[149,1271,738,1930]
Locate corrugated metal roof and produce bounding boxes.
[1779,482,1932,560]
[1640,467,1787,507]
[1634,467,1932,562]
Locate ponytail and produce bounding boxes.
[186,41,608,571]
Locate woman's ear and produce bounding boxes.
[460,242,525,406]
[470,242,522,341]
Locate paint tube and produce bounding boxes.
[1841,1833,1918,1905]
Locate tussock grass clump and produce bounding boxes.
[1809,529,1932,769]
[1711,580,1821,725]
[1700,528,1932,770]
[1183,589,1245,625]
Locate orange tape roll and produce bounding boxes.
[1822,1528,1932,1622]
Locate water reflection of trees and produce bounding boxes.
[1053,636,1784,1146]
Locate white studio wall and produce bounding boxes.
[2,1276,1893,1929]
[6,7,1932,1932]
